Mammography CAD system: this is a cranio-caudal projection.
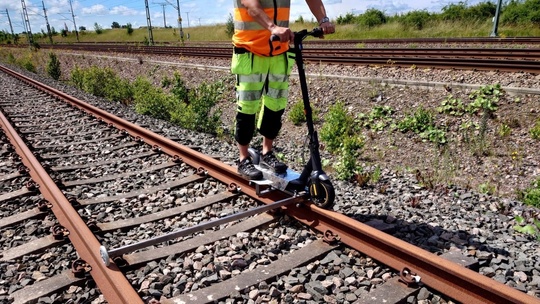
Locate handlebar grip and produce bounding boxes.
[312,28,324,38]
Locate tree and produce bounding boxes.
[225,13,234,38]
[79,26,87,31]
[112,21,121,29]
[47,52,61,80]
[126,23,134,35]
[94,23,103,34]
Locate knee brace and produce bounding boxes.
[235,112,256,146]
[258,106,284,140]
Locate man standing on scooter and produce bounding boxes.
[232,0,335,180]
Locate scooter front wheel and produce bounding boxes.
[308,179,335,209]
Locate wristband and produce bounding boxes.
[319,17,330,25]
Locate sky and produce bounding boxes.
[0,0,489,34]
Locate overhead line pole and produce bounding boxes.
[490,0,503,37]
[5,10,16,40]
[42,1,53,44]
[164,0,184,44]
[69,0,79,42]
[20,0,33,46]
[144,0,154,45]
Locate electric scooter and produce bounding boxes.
[99,28,336,266]
[249,28,335,209]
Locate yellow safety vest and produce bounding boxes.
[232,0,291,57]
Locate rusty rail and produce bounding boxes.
[0,74,143,304]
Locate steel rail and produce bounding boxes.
[0,66,143,304]
[43,43,540,58]
[2,65,539,303]
[38,44,540,73]
[0,66,289,206]
[284,204,540,304]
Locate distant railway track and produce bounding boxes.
[22,40,540,74]
[1,62,539,304]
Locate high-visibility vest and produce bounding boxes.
[232,0,291,57]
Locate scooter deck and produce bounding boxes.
[250,165,301,193]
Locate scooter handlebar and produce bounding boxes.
[269,28,325,43]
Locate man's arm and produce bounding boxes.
[305,0,335,35]
[240,0,293,42]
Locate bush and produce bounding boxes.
[288,100,319,126]
[70,66,133,103]
[170,81,223,134]
[225,13,235,38]
[320,101,356,153]
[47,52,61,80]
[398,107,447,144]
[357,9,387,28]
[133,77,174,121]
[520,178,540,208]
[399,10,433,30]
[288,100,306,125]
[320,101,364,180]
[531,118,540,140]
[126,23,134,35]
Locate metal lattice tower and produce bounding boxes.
[20,0,33,45]
[69,0,79,42]
[5,9,16,39]
[144,0,154,45]
[42,1,53,43]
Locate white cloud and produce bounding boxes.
[82,4,108,16]
[110,6,139,16]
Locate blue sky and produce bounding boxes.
[1,0,488,34]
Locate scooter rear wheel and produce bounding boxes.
[308,179,335,209]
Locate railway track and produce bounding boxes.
[1,64,539,304]
[19,41,540,74]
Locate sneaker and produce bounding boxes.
[238,157,263,180]
[260,151,288,174]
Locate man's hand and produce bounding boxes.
[319,19,335,36]
[270,25,294,43]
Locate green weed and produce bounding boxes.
[46,52,61,80]
[320,101,365,180]
[397,107,447,144]
[518,178,540,208]
[513,215,540,240]
[531,118,540,140]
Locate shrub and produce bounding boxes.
[334,135,364,180]
[320,101,364,180]
[320,101,356,153]
[288,100,306,125]
[70,66,84,89]
[531,118,540,140]
[18,55,36,73]
[126,23,134,35]
[288,100,319,126]
[357,105,394,131]
[225,14,235,38]
[398,107,447,144]
[400,10,433,30]
[357,9,387,28]
[46,52,61,80]
[519,178,540,208]
[133,76,174,121]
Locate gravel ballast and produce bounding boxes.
[1,46,539,302]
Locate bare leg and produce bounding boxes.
[262,137,273,155]
[238,143,249,161]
